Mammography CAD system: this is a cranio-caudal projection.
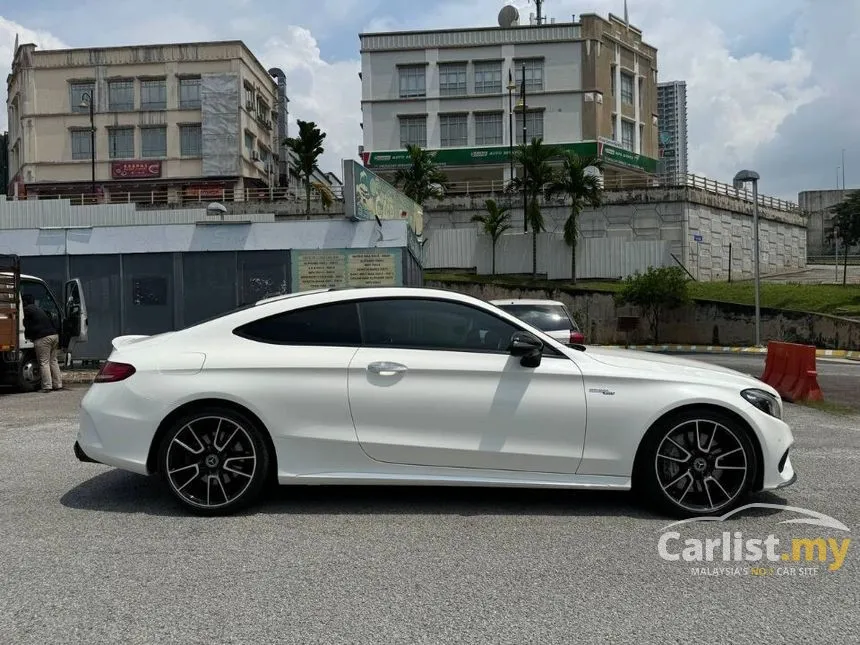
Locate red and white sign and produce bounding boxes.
[111,161,162,179]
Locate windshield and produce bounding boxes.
[496,304,577,332]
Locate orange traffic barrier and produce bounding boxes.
[761,341,824,403]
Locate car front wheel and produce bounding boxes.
[157,407,270,516]
[637,408,758,518]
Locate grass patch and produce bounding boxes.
[425,272,860,316]
[794,399,858,416]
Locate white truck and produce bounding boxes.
[1,254,89,392]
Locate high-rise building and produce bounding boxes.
[6,40,290,202]
[358,9,660,188]
[0,132,8,196]
[657,80,688,182]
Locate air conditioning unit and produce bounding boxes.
[251,151,260,161]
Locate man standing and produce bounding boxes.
[22,293,63,392]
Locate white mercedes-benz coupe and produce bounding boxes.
[75,287,796,517]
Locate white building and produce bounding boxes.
[358,10,660,190]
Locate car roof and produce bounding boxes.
[490,299,567,307]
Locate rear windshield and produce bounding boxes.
[496,304,576,331]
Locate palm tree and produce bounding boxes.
[546,152,604,283]
[507,138,559,277]
[471,199,513,274]
[285,119,326,218]
[393,144,448,207]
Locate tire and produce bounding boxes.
[635,407,759,518]
[157,406,271,516]
[18,352,41,393]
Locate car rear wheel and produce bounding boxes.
[637,408,758,518]
[157,407,270,516]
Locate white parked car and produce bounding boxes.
[75,287,796,517]
[490,299,585,345]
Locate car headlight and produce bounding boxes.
[741,388,782,419]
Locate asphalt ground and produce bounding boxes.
[0,380,858,644]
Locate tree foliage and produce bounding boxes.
[506,137,559,276]
[285,120,326,218]
[830,190,860,285]
[471,199,512,274]
[615,266,691,343]
[546,152,604,282]
[393,144,448,207]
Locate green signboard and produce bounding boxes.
[363,140,657,174]
[343,159,424,236]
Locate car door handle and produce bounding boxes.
[367,361,408,376]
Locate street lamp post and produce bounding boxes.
[80,92,96,198]
[507,69,515,190]
[517,63,528,233]
[734,169,762,347]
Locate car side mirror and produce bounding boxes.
[508,331,543,367]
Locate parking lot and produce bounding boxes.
[1,376,858,644]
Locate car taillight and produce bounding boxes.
[94,361,136,383]
[570,330,585,345]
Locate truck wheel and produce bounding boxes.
[18,352,41,392]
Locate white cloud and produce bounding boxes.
[257,27,362,174]
[0,17,67,131]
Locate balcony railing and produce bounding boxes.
[5,171,798,213]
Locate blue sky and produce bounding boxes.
[2,0,857,199]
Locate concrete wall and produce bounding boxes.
[427,280,860,350]
[799,188,860,256]
[422,186,807,280]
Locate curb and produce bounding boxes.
[597,345,860,360]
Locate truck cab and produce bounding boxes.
[1,254,89,391]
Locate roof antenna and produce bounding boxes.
[528,0,545,25]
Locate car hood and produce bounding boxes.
[579,346,767,388]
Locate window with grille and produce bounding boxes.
[399,116,427,147]
[108,80,134,111]
[621,120,635,151]
[514,59,544,92]
[439,63,467,96]
[69,82,94,114]
[180,78,201,109]
[141,127,167,158]
[440,114,468,147]
[141,79,166,110]
[399,65,426,98]
[109,127,134,158]
[71,130,92,160]
[474,61,502,94]
[474,113,503,145]
[515,110,544,142]
[621,72,634,105]
[180,124,202,156]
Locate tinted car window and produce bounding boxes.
[234,301,361,346]
[496,304,577,332]
[359,298,519,353]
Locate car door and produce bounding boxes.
[347,297,588,474]
[62,278,89,347]
[227,300,363,466]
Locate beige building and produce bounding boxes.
[6,40,290,202]
[358,9,659,188]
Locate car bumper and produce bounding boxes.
[75,383,161,476]
[754,412,796,492]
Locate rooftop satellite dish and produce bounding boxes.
[498,4,519,28]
